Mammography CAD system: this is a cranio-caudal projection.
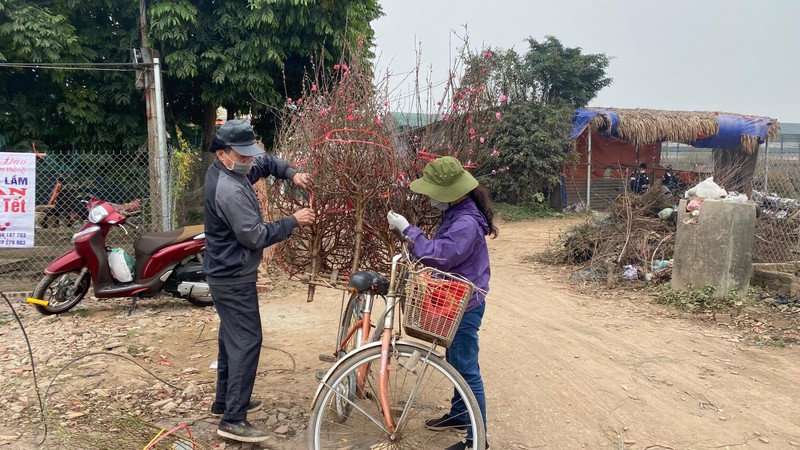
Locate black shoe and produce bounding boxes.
[445,439,489,450]
[217,419,269,443]
[210,400,263,416]
[425,413,468,431]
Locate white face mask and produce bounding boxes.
[223,152,253,177]
[430,198,450,211]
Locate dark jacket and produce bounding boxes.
[629,171,650,194]
[403,198,491,311]
[203,156,298,285]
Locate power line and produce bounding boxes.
[0,62,151,72]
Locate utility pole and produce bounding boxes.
[137,0,170,231]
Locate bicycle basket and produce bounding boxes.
[402,268,473,347]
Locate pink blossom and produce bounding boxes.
[469,128,475,134]
[287,97,293,103]
[492,169,497,174]
[374,118,382,125]
[341,64,349,71]
[348,114,355,121]
[482,51,493,58]
[491,149,500,157]
[479,137,485,143]
[334,64,340,70]
[495,112,502,120]
[479,85,485,91]
[311,84,317,92]
[499,94,507,102]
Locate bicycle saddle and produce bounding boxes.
[348,270,389,295]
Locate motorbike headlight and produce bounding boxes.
[88,205,109,223]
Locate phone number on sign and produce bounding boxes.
[0,239,27,246]
[0,232,27,238]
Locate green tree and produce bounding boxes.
[0,0,145,152]
[148,0,383,151]
[0,0,382,153]
[465,37,611,206]
[525,35,612,107]
[483,101,573,205]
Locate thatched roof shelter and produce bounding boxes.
[572,108,781,152]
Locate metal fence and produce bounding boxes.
[0,150,161,292]
[662,132,800,263]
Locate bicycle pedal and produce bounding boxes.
[318,353,337,363]
[315,369,327,381]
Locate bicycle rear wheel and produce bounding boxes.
[309,343,485,450]
[331,292,365,422]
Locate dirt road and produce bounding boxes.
[484,219,800,449]
[2,217,800,449]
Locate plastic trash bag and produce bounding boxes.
[686,199,702,212]
[658,207,675,220]
[686,177,727,200]
[725,193,748,204]
[108,247,134,282]
[622,265,638,281]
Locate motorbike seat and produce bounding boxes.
[134,225,204,255]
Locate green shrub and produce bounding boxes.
[495,202,560,221]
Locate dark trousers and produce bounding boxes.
[210,282,262,422]
[446,302,487,440]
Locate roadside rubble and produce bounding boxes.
[0,294,310,449]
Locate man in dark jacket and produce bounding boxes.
[204,119,315,443]
[629,163,651,194]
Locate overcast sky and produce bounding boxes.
[371,0,800,124]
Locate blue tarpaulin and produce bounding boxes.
[570,108,774,149]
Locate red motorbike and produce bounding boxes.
[29,197,211,315]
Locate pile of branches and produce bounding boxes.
[543,186,677,277]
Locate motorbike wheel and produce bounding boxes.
[184,250,213,307]
[186,295,214,307]
[32,271,91,315]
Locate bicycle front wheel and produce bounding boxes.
[309,343,485,450]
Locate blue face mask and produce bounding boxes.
[430,198,450,211]
[223,152,253,177]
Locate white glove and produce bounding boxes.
[387,211,410,233]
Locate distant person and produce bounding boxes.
[630,163,650,194]
[662,165,679,193]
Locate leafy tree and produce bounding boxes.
[482,101,573,205]
[525,36,612,107]
[0,0,382,154]
[462,37,611,206]
[0,0,145,152]
[148,0,383,151]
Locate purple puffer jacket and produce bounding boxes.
[402,197,490,311]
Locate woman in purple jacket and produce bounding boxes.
[387,156,496,450]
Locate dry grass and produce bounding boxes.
[585,108,780,152]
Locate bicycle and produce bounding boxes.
[309,243,487,449]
